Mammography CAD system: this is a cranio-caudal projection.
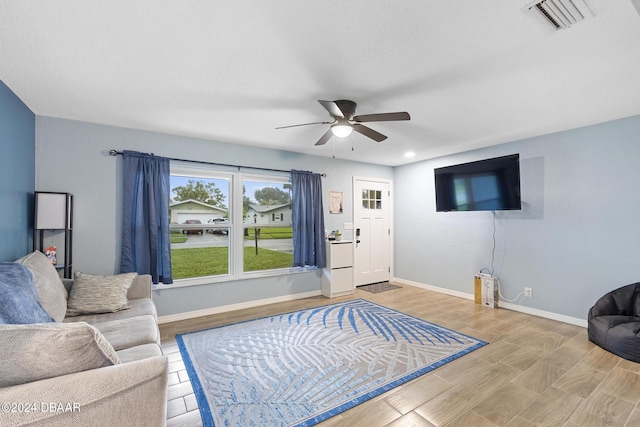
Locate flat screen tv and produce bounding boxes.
[434,154,521,212]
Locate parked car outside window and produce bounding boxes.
[208,218,229,234]
[182,219,203,235]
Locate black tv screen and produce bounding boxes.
[434,154,521,212]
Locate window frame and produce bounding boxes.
[165,163,303,289]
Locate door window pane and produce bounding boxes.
[362,188,383,210]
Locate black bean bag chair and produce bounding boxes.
[588,282,640,363]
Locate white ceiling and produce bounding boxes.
[2,0,640,166]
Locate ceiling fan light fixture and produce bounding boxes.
[331,124,353,138]
[277,99,410,146]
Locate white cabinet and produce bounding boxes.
[322,241,354,298]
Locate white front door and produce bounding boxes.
[353,177,391,286]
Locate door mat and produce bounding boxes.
[358,281,402,293]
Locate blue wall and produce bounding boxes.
[394,116,640,322]
[0,81,35,262]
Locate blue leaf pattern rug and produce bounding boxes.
[177,299,487,426]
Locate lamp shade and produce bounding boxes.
[34,192,70,229]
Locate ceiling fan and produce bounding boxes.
[276,100,410,146]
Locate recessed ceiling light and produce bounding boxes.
[404,151,416,158]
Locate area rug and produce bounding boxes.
[176,299,487,427]
[357,281,402,293]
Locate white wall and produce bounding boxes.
[35,116,393,316]
[393,115,640,321]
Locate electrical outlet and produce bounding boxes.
[524,287,532,298]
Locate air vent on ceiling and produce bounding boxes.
[523,0,594,31]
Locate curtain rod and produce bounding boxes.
[108,150,326,177]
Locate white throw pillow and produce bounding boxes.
[0,322,119,387]
[66,272,136,317]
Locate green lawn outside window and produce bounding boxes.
[170,246,293,279]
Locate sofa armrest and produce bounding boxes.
[127,274,152,300]
[0,356,168,427]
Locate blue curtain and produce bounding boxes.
[291,170,326,268]
[120,150,173,284]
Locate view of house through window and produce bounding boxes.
[242,177,293,273]
[169,165,293,281]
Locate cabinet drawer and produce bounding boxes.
[328,242,353,269]
[331,267,353,294]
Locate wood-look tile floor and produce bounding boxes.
[160,285,640,426]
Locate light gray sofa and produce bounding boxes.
[0,251,168,427]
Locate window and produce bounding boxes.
[169,164,293,284]
[362,189,382,210]
[241,177,293,273]
[169,167,230,280]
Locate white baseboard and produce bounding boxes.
[393,277,474,301]
[157,290,322,324]
[393,277,587,328]
[159,279,588,328]
[497,301,587,328]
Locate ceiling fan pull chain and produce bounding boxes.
[332,135,336,158]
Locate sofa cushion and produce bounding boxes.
[16,250,68,322]
[116,343,163,363]
[66,271,137,316]
[0,322,119,387]
[0,262,54,324]
[92,315,160,350]
[63,298,157,324]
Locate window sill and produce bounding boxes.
[152,266,319,291]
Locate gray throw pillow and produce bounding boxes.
[66,272,137,317]
[16,251,69,322]
[0,322,119,387]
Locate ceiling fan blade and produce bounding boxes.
[352,124,387,142]
[275,121,332,130]
[315,129,334,146]
[353,112,411,122]
[318,100,344,119]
